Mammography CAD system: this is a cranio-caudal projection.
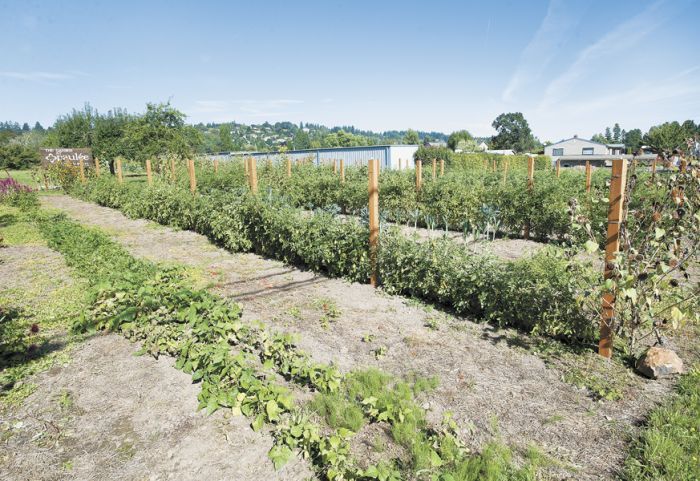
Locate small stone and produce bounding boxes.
[421,402,430,410]
[636,347,684,379]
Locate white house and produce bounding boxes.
[544,135,608,158]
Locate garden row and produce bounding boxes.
[73,177,599,343]
[185,160,664,245]
[28,202,549,480]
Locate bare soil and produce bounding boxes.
[0,243,311,481]
[36,195,679,480]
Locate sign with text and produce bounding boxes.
[41,148,94,167]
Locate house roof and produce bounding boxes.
[548,136,607,148]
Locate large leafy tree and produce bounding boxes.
[447,130,475,151]
[490,112,536,153]
[403,129,420,145]
[643,121,688,153]
[292,128,311,150]
[123,102,202,163]
[624,128,643,152]
[94,108,132,173]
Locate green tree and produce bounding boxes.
[93,108,132,174]
[604,127,612,142]
[292,129,311,150]
[490,112,536,153]
[123,102,202,163]
[219,123,234,152]
[447,130,475,151]
[624,128,643,152]
[591,133,607,144]
[403,129,420,145]
[643,121,688,153]
[612,123,621,142]
[33,121,44,132]
[45,103,97,148]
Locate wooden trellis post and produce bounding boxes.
[556,159,561,178]
[340,159,345,183]
[440,159,444,177]
[286,157,292,178]
[368,158,379,287]
[245,156,250,176]
[94,158,101,177]
[333,159,338,175]
[492,159,497,172]
[248,157,258,193]
[146,159,153,185]
[116,157,124,184]
[170,157,175,182]
[483,158,488,170]
[188,159,197,193]
[79,159,86,183]
[524,157,534,239]
[585,161,592,193]
[415,159,423,191]
[599,158,628,359]
[503,159,509,185]
[214,158,219,174]
[432,158,437,180]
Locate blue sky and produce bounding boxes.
[1,0,698,141]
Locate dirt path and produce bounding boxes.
[0,244,311,481]
[41,194,674,480]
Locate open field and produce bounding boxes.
[1,163,698,480]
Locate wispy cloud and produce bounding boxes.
[502,0,582,102]
[538,0,688,111]
[0,71,76,83]
[556,66,700,116]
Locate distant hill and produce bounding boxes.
[193,121,449,153]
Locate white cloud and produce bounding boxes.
[502,0,582,102]
[538,0,687,111]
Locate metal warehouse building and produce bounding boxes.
[224,145,419,170]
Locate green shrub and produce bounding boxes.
[72,178,597,342]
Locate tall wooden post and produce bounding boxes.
[556,159,561,178]
[483,159,488,170]
[188,159,197,193]
[214,159,219,174]
[524,157,534,239]
[585,161,592,193]
[79,159,86,183]
[415,159,422,191]
[599,158,628,359]
[340,159,345,183]
[440,159,445,177]
[94,158,101,177]
[432,158,437,180]
[492,159,497,172]
[116,157,124,184]
[286,157,292,178]
[503,159,509,185]
[249,157,258,193]
[368,158,380,287]
[333,159,338,175]
[170,157,175,182]
[245,156,250,176]
[146,158,153,185]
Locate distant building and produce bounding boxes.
[545,135,654,167]
[485,149,514,155]
[476,141,489,152]
[222,144,419,170]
